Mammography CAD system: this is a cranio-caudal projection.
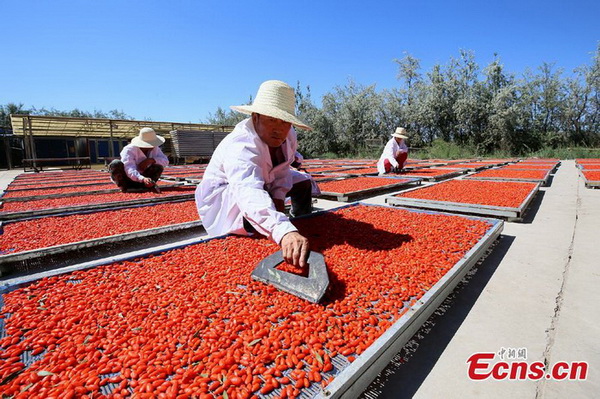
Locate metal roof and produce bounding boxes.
[10,114,234,139]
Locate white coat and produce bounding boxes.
[377,138,408,174]
[120,144,169,182]
[195,118,298,244]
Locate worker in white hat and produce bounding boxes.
[109,127,169,193]
[377,127,409,175]
[196,80,313,268]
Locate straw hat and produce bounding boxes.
[230,80,312,130]
[392,127,409,139]
[131,127,165,148]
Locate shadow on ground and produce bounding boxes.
[520,190,546,224]
[360,234,516,399]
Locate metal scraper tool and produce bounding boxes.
[251,251,329,303]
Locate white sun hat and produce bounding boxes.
[131,127,165,148]
[230,80,312,130]
[392,127,409,139]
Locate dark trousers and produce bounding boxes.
[287,179,313,217]
[243,179,313,233]
[109,160,163,190]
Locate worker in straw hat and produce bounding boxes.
[196,80,313,268]
[109,127,169,193]
[377,127,410,175]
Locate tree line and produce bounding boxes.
[3,45,598,158]
[209,45,600,157]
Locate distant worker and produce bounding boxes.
[109,127,169,193]
[377,127,409,174]
[195,80,313,268]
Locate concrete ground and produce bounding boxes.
[358,160,600,398]
[1,161,598,398]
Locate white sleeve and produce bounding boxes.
[223,143,297,244]
[383,140,399,168]
[121,147,144,182]
[269,131,297,200]
[270,170,294,201]
[152,147,169,167]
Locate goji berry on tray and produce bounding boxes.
[437,163,490,169]
[398,168,463,177]
[396,179,538,208]
[337,168,379,174]
[0,201,199,254]
[579,164,600,170]
[467,168,548,180]
[318,177,414,194]
[0,186,196,213]
[0,204,493,397]
[582,170,600,181]
[13,171,105,180]
[2,183,116,198]
[501,164,554,170]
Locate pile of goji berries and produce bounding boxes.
[304,167,342,173]
[397,179,538,208]
[13,171,106,181]
[502,164,555,171]
[0,201,199,254]
[337,168,379,175]
[8,177,112,188]
[437,163,488,169]
[579,164,600,170]
[0,187,196,213]
[0,205,492,398]
[163,173,204,180]
[310,174,344,182]
[12,173,106,182]
[2,183,116,199]
[468,168,548,180]
[318,177,413,194]
[399,168,462,177]
[582,170,600,182]
[164,166,206,172]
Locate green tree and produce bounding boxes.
[205,106,246,126]
[320,79,387,155]
[0,103,30,133]
[393,53,426,145]
[560,44,600,145]
[294,83,336,156]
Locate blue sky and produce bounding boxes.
[2,0,598,123]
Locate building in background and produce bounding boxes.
[5,115,234,169]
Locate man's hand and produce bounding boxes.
[142,177,155,187]
[273,198,285,213]
[281,231,309,268]
[138,158,156,171]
